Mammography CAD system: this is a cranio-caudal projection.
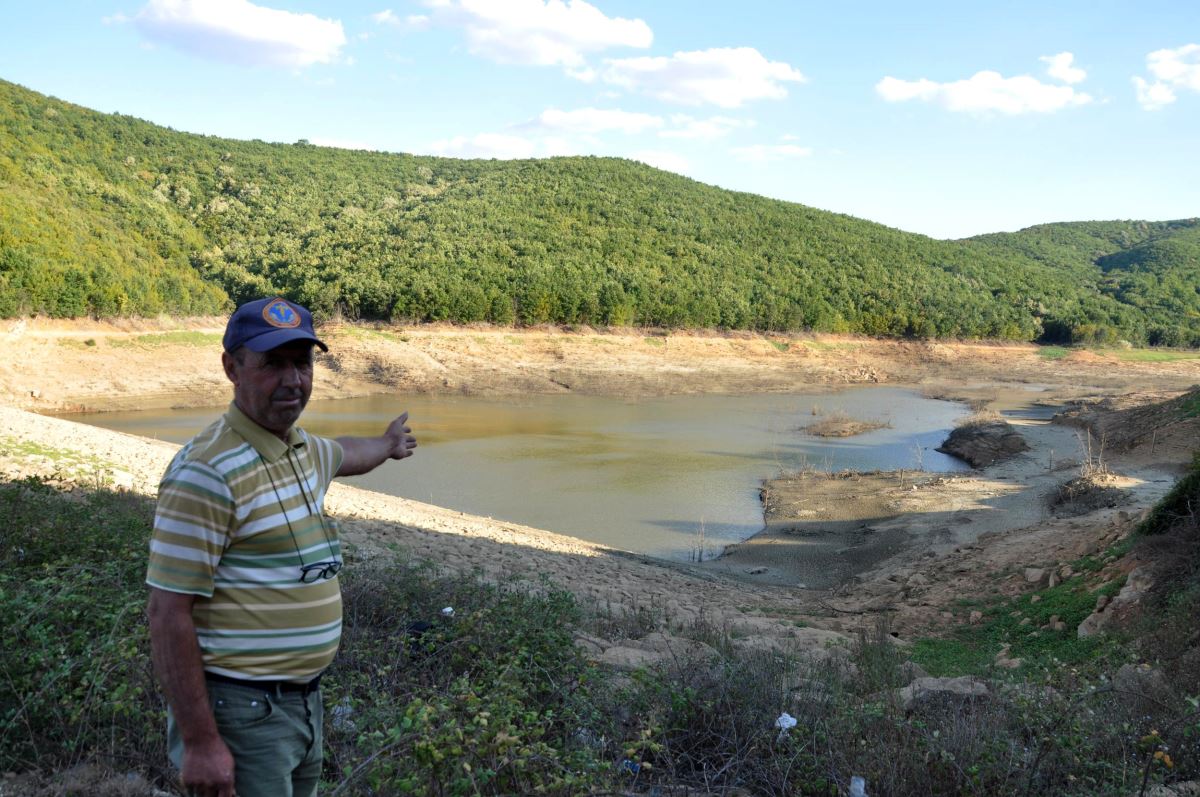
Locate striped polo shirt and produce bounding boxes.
[146,403,345,681]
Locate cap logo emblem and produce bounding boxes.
[263,299,301,328]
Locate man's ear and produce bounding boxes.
[221,351,239,385]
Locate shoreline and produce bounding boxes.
[4,320,1200,645]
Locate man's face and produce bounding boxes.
[222,341,315,438]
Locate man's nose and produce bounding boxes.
[280,363,302,386]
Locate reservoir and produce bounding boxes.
[67,387,971,560]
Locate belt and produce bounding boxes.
[205,671,322,696]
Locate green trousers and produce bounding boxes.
[168,680,324,797]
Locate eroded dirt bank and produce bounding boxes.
[3,318,1200,652]
[4,317,1200,413]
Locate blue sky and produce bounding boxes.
[1,0,1197,239]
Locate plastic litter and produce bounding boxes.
[774,711,798,741]
[441,606,455,617]
[849,775,868,796]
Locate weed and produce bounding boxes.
[108,331,220,348]
[1103,348,1200,363]
[1038,346,1071,360]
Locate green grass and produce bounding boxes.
[769,340,791,352]
[1180,393,1200,419]
[56,337,98,350]
[110,331,222,348]
[910,575,1128,678]
[643,336,666,346]
[1038,346,1071,360]
[1101,348,1200,362]
[0,435,121,481]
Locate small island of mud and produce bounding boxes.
[801,409,891,438]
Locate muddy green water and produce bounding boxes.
[68,388,970,560]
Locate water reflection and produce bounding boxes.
[63,388,970,560]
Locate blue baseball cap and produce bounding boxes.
[223,297,328,353]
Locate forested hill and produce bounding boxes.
[1,79,1197,345]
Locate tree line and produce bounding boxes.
[1,79,1197,346]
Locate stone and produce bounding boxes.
[1060,565,1074,579]
[936,421,1030,468]
[1094,594,1111,612]
[1113,663,1175,713]
[1030,595,1041,603]
[1024,567,1047,585]
[898,660,930,684]
[897,676,990,712]
[969,610,983,624]
[1143,782,1200,797]
[597,646,666,671]
[1078,610,1114,638]
[1048,572,1060,589]
[1019,617,1032,626]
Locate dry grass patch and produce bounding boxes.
[802,410,890,438]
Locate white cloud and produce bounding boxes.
[373,9,430,30]
[428,133,539,159]
[602,47,805,107]
[1040,52,1086,84]
[428,0,651,68]
[659,115,754,140]
[629,150,690,175]
[1133,76,1177,111]
[132,0,346,67]
[529,107,663,134]
[876,70,1092,114]
[1133,43,1200,109]
[730,143,812,163]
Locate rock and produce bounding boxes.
[969,610,983,624]
[1143,782,1200,797]
[993,645,1022,668]
[1077,610,1114,638]
[573,633,608,655]
[1030,595,1041,603]
[1024,567,1047,585]
[1019,617,1032,626]
[936,421,1030,468]
[1060,565,1074,579]
[897,676,990,712]
[746,566,768,575]
[1048,572,1060,589]
[638,632,720,663]
[597,646,666,671]
[1081,568,1157,638]
[906,573,930,588]
[898,660,930,684]
[1114,663,1175,713]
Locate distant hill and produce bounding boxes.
[1,79,1196,345]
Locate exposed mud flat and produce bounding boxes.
[3,319,1199,650]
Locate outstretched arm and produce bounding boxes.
[336,411,417,477]
[148,588,235,797]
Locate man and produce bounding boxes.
[146,297,416,797]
